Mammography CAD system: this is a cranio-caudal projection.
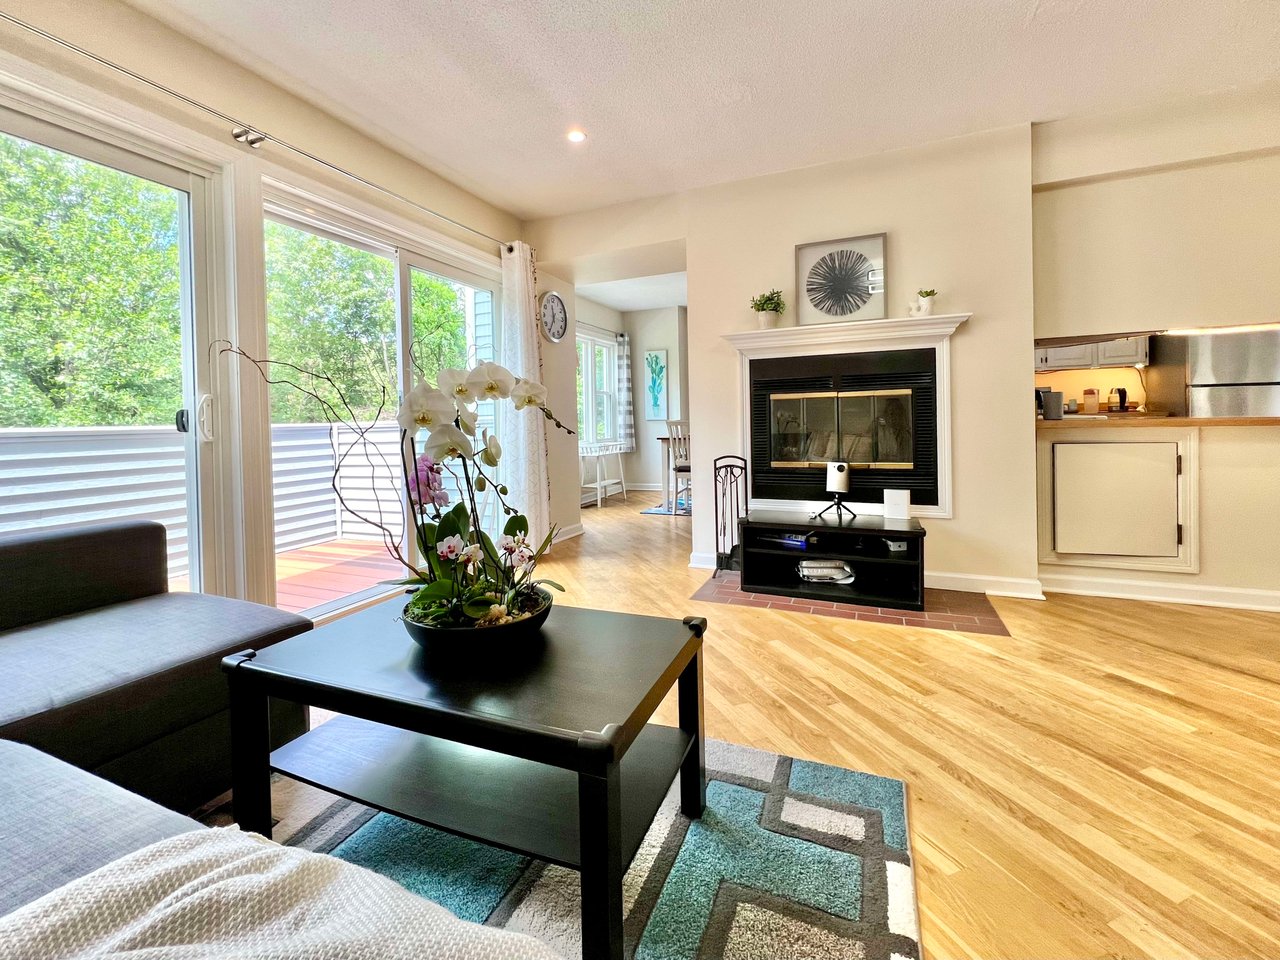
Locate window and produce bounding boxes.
[262,213,501,616]
[576,328,618,443]
[0,122,206,591]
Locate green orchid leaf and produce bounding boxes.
[504,514,529,538]
[463,597,497,618]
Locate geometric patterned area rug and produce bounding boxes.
[271,739,920,959]
[693,572,1010,636]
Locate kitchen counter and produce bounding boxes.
[1036,414,1280,428]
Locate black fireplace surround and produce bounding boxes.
[749,348,939,506]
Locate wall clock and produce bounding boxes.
[538,291,568,343]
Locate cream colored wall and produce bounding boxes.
[1032,82,1280,607]
[1032,80,1280,339]
[1033,154,1280,338]
[535,272,584,538]
[575,297,623,334]
[529,126,1041,591]
[0,0,520,250]
[622,308,684,488]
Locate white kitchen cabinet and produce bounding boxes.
[1038,343,1096,370]
[1096,337,1149,366]
[1034,336,1149,371]
[1052,441,1180,556]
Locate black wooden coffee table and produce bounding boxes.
[222,598,707,960]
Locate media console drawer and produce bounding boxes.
[738,511,926,612]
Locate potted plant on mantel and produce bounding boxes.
[222,345,574,648]
[908,289,938,318]
[750,289,786,329]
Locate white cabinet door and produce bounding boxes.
[1096,337,1149,366]
[1053,442,1179,556]
[1039,343,1097,370]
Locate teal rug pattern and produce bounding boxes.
[286,739,920,960]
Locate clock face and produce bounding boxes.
[540,292,568,342]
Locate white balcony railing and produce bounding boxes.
[0,423,414,578]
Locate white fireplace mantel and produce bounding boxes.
[723,312,970,520]
[722,312,970,357]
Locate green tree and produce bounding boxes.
[0,131,183,427]
[262,220,470,424]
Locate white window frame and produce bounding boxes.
[577,326,620,445]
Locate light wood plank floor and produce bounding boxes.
[548,494,1280,960]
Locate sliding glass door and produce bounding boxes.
[0,114,208,590]
[262,217,501,615]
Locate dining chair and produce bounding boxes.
[666,420,691,514]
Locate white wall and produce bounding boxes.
[529,126,1042,596]
[622,307,685,488]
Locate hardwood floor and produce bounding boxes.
[547,494,1280,959]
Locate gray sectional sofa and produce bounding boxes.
[0,739,201,917]
[0,520,312,813]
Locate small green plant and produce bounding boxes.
[750,289,786,313]
[917,289,937,298]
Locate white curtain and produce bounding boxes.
[500,241,551,542]
[616,333,636,453]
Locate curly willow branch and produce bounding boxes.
[214,341,425,579]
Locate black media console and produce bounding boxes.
[739,510,926,612]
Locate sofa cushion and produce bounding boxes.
[0,740,200,917]
[0,592,311,770]
[0,521,168,631]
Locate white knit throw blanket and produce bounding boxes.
[0,827,563,959]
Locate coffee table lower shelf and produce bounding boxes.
[271,715,693,870]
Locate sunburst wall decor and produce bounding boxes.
[795,233,886,324]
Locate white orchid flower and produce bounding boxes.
[510,378,548,410]
[396,383,456,433]
[423,423,474,461]
[456,404,478,437]
[466,362,516,400]
[461,542,485,569]
[436,534,465,561]
[437,368,477,407]
[479,428,502,467]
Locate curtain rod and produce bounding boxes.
[0,11,513,252]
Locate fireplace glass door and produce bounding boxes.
[770,389,913,468]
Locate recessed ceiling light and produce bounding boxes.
[566,129,587,144]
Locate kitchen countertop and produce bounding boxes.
[1036,414,1280,428]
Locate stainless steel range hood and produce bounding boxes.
[1185,330,1280,417]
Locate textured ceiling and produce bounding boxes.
[122,0,1280,220]
[577,273,688,312]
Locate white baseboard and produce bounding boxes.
[925,571,1046,600]
[689,551,716,570]
[1039,572,1280,612]
[553,523,584,544]
[627,483,663,491]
